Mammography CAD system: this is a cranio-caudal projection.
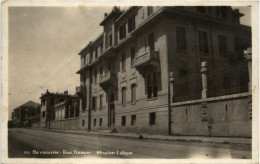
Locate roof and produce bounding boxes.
[100,7,122,26]
[20,100,40,107]
[40,90,78,99]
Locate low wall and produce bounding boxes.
[31,122,40,128]
[50,118,80,130]
[171,93,252,137]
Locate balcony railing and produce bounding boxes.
[135,50,159,67]
[76,85,86,96]
[99,72,117,89]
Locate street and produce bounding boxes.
[8,128,251,158]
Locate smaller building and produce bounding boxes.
[11,101,41,128]
[39,90,79,129]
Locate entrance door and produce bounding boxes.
[108,93,115,127]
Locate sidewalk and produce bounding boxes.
[36,128,251,145]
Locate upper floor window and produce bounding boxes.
[100,43,103,54]
[131,83,136,103]
[100,66,103,77]
[109,34,112,46]
[218,35,227,55]
[216,6,228,19]
[51,98,54,105]
[83,55,86,65]
[122,87,126,105]
[147,72,158,99]
[94,69,97,84]
[119,23,126,40]
[176,27,187,52]
[122,53,126,71]
[148,6,153,16]
[196,7,206,13]
[92,96,97,110]
[148,33,155,51]
[130,47,135,67]
[128,16,136,33]
[99,94,103,110]
[95,48,98,58]
[198,31,209,54]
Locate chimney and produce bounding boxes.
[104,13,108,17]
[64,90,68,95]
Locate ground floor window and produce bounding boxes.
[99,118,102,127]
[94,118,96,127]
[149,112,156,125]
[121,116,126,126]
[131,115,136,126]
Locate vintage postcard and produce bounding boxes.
[1,0,259,163]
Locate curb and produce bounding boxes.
[32,128,251,145]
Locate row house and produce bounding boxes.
[76,6,251,135]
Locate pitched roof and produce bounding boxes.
[20,100,40,107]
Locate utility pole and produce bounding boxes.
[168,72,174,135]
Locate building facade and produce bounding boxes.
[37,90,80,129]
[76,6,251,136]
[11,101,41,127]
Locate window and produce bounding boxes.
[51,98,54,105]
[94,119,96,127]
[92,97,97,110]
[176,27,187,51]
[42,111,45,117]
[149,112,156,125]
[147,74,152,99]
[131,83,136,103]
[130,47,135,67]
[119,23,126,40]
[100,66,103,77]
[198,31,209,54]
[121,116,126,126]
[122,53,126,71]
[148,33,155,51]
[218,35,227,55]
[82,119,85,127]
[82,95,87,111]
[128,16,136,33]
[153,72,158,98]
[216,7,228,18]
[60,98,64,103]
[122,87,126,105]
[94,69,97,84]
[42,99,46,106]
[147,73,159,99]
[109,34,112,46]
[99,118,102,127]
[131,115,136,126]
[197,7,206,13]
[95,48,98,58]
[99,94,103,110]
[100,43,103,54]
[83,55,86,65]
[148,6,153,16]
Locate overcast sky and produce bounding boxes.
[8,6,251,119]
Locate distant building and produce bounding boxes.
[75,6,251,136]
[11,100,41,127]
[38,90,79,129]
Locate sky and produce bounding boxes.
[8,6,251,120]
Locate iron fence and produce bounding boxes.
[207,61,249,98]
[173,74,202,103]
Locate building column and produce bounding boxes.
[103,31,107,50]
[201,61,208,99]
[112,24,115,46]
[244,47,252,92]
[168,72,174,135]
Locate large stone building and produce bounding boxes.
[74,6,252,136]
[11,100,41,127]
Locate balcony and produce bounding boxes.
[135,50,160,72]
[76,85,86,96]
[99,72,117,89]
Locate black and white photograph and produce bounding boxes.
[1,1,258,163]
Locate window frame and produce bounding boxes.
[149,112,156,125]
[176,26,187,52]
[122,87,127,106]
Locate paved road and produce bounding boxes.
[8,128,251,159]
